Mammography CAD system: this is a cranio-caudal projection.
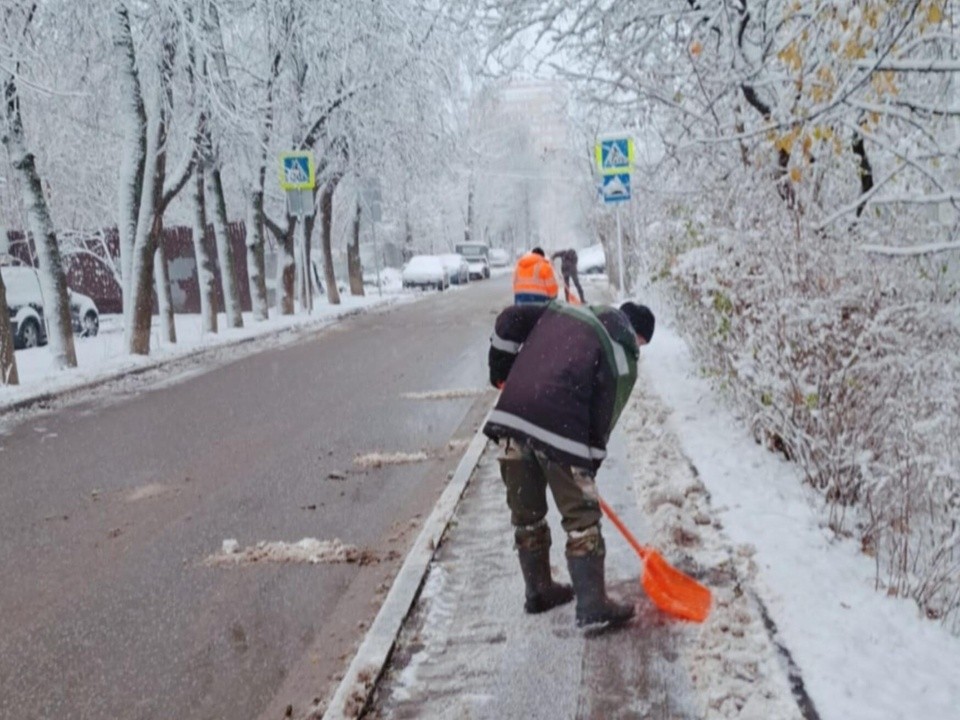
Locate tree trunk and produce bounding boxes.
[128,111,161,356]
[191,163,218,333]
[319,177,341,305]
[1,71,77,369]
[465,179,474,242]
[0,274,18,385]
[118,10,189,356]
[111,1,146,324]
[207,166,243,328]
[348,200,364,295]
[154,239,176,344]
[280,226,296,315]
[246,191,269,321]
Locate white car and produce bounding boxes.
[488,248,510,267]
[454,242,491,280]
[2,264,100,349]
[402,255,450,291]
[577,243,607,275]
[438,254,470,285]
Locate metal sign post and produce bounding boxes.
[616,205,625,300]
[595,136,634,299]
[280,152,316,312]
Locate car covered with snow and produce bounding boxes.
[488,248,510,267]
[2,264,100,349]
[438,254,470,285]
[454,242,491,280]
[577,243,606,275]
[401,255,450,291]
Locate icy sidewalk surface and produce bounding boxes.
[367,430,699,720]
[367,383,805,720]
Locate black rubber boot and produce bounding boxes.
[515,522,574,614]
[518,547,574,614]
[566,551,635,628]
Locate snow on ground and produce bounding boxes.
[353,451,429,468]
[639,299,960,720]
[204,538,373,567]
[1,289,418,411]
[400,388,486,400]
[7,267,955,718]
[622,385,804,719]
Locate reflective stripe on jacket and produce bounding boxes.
[512,253,558,304]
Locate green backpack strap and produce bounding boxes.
[550,303,638,429]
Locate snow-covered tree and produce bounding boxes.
[0,269,17,385]
[477,0,960,627]
[1,2,77,369]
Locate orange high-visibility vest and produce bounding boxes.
[513,253,558,304]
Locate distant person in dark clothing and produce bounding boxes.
[552,249,585,304]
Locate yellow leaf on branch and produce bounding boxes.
[778,42,803,71]
[775,129,801,154]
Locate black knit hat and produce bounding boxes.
[531,247,545,257]
[620,302,655,343]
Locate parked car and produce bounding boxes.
[577,243,607,275]
[2,264,100,349]
[70,289,100,337]
[488,248,510,268]
[438,253,470,285]
[454,242,491,280]
[401,255,450,291]
[468,256,490,280]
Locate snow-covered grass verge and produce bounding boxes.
[1,291,416,411]
[637,313,960,720]
[647,214,960,631]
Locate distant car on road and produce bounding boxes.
[488,248,510,268]
[402,255,450,291]
[438,254,470,285]
[2,264,100,349]
[454,242,491,280]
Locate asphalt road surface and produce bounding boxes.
[0,277,509,720]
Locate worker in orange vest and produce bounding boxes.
[513,247,559,304]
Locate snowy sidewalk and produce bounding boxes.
[363,383,806,719]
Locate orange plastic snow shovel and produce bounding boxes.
[599,497,712,623]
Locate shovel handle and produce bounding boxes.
[599,497,649,561]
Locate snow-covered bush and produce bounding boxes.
[648,192,960,631]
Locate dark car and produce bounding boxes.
[2,264,100,349]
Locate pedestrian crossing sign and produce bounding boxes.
[595,137,634,175]
[279,151,316,190]
[601,173,631,203]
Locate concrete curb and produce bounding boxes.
[321,415,492,720]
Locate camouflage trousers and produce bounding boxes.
[497,440,604,557]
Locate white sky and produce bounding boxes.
[2,274,957,719]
